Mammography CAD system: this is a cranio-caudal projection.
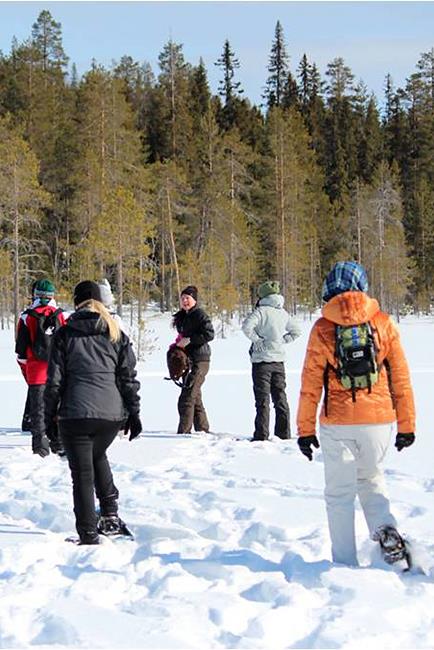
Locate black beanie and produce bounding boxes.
[73,280,102,306]
[181,285,198,302]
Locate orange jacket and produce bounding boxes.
[297,291,416,437]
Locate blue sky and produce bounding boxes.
[0,2,433,105]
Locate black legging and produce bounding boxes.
[59,419,122,539]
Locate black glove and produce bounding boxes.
[124,414,142,441]
[46,421,58,442]
[297,435,320,461]
[395,432,415,452]
[32,434,50,458]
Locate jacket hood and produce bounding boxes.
[322,291,380,325]
[259,294,284,309]
[67,309,108,336]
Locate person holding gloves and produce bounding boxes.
[296,261,416,567]
[172,285,214,434]
[44,280,141,545]
[242,280,301,441]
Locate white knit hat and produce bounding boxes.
[98,278,115,308]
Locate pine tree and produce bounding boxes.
[83,185,154,316]
[150,160,190,310]
[363,161,411,312]
[73,66,152,304]
[31,9,68,72]
[264,107,331,310]
[158,39,193,161]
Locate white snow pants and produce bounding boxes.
[320,422,397,566]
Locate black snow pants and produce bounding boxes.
[59,419,122,540]
[177,360,210,433]
[28,384,47,452]
[252,361,291,441]
[22,387,32,432]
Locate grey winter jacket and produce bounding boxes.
[242,294,301,363]
[44,310,140,423]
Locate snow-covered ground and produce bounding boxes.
[1,310,434,649]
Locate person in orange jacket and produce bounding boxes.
[296,261,416,567]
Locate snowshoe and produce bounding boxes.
[374,525,412,570]
[97,515,134,540]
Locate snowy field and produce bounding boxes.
[1,310,434,649]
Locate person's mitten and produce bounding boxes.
[297,435,320,461]
[124,414,142,441]
[395,433,415,452]
[32,434,50,458]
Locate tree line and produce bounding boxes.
[0,11,433,329]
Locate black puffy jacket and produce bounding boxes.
[44,309,140,424]
[173,305,214,362]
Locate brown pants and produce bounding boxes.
[177,361,210,433]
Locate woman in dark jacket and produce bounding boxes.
[172,285,214,434]
[44,281,141,545]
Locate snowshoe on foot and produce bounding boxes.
[97,515,134,539]
[374,525,411,569]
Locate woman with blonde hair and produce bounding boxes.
[45,281,141,544]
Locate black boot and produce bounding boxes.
[374,525,409,565]
[97,515,133,539]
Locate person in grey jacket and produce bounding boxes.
[44,280,141,545]
[242,281,301,441]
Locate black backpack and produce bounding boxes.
[334,322,379,398]
[26,308,63,361]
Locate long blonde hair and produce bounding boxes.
[76,299,121,343]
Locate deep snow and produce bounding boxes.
[0,310,433,649]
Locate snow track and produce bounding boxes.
[0,431,433,648]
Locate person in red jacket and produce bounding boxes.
[19,280,37,432]
[15,279,67,457]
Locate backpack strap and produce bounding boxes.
[25,307,62,321]
[383,358,396,410]
[323,362,330,417]
[350,375,357,402]
[25,308,43,320]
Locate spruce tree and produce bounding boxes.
[263,21,289,108]
[215,39,244,130]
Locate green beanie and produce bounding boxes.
[258,280,280,298]
[34,279,55,304]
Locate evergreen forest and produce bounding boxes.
[0,11,433,328]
